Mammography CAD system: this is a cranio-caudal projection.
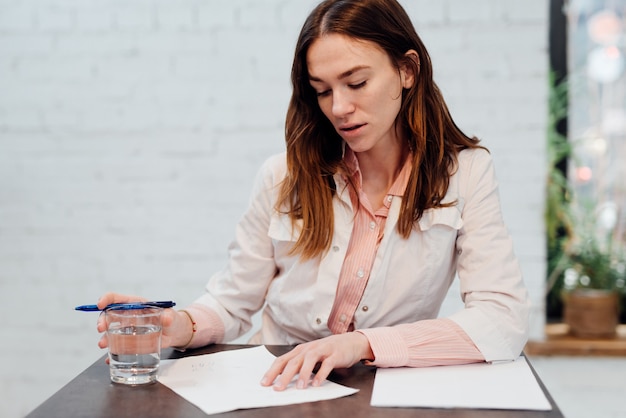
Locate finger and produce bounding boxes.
[96,292,146,310]
[98,333,109,349]
[97,311,109,350]
[96,292,118,309]
[295,354,320,389]
[97,312,107,333]
[260,345,304,387]
[272,356,305,391]
[260,356,290,387]
[311,358,335,387]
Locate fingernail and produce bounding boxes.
[296,380,305,389]
[260,377,269,385]
[312,379,321,387]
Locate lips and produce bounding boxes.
[339,123,365,132]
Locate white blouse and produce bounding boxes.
[188,147,530,364]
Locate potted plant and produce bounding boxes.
[545,75,626,338]
[558,214,625,338]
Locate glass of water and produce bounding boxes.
[104,307,163,385]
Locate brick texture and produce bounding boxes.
[0,1,548,416]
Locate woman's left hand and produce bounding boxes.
[260,332,374,391]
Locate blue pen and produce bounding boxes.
[75,301,176,311]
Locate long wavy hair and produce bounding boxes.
[277,0,483,259]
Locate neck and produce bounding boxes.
[357,142,408,189]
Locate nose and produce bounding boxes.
[331,90,355,117]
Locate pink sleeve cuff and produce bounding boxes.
[356,327,410,367]
[356,318,484,368]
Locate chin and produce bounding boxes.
[345,142,375,154]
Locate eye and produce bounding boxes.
[316,89,331,98]
[349,81,367,90]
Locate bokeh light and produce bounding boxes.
[587,45,624,83]
[587,9,622,45]
[575,166,593,182]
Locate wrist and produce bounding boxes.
[173,310,197,351]
[354,331,374,361]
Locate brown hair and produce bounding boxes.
[278,0,483,259]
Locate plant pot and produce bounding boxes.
[563,289,620,338]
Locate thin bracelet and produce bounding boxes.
[176,309,197,351]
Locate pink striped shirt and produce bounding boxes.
[329,149,484,367]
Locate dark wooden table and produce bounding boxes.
[27,344,564,418]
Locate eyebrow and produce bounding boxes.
[309,65,370,82]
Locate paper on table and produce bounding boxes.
[371,356,552,411]
[158,346,358,415]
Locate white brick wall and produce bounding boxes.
[0,1,548,416]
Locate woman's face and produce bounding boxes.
[307,33,414,155]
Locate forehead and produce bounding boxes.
[306,34,391,80]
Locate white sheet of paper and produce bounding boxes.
[158,345,359,415]
[371,356,552,411]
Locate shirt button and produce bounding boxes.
[316,318,322,325]
[369,221,376,230]
[339,314,347,323]
[332,245,340,252]
[356,269,365,278]
[362,306,369,312]
[387,196,393,202]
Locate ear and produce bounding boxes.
[400,49,419,89]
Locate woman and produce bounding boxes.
[97,0,529,391]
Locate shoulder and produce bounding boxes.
[260,152,287,171]
[448,147,497,200]
[246,152,288,208]
[454,147,496,184]
[257,152,288,185]
[456,147,493,173]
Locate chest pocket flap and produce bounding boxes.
[268,213,302,242]
[418,206,464,231]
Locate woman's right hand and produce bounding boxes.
[96,292,194,350]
